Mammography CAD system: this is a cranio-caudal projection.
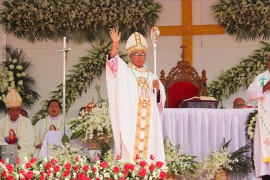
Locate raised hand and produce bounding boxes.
[110,28,121,44]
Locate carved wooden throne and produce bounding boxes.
[160,45,207,108]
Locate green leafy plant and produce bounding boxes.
[0,0,162,43]
[211,0,270,42]
[0,45,39,112]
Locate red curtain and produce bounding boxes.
[168,81,198,108]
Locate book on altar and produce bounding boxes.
[183,96,217,101]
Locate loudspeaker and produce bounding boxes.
[0,145,18,164]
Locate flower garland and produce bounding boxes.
[207,41,270,102]
[0,45,39,112]
[31,40,127,125]
[0,0,162,43]
[211,0,270,42]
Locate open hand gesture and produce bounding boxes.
[110,28,121,44]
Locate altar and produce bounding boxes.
[161,108,258,180]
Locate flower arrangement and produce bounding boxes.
[0,154,167,179]
[68,85,113,150]
[163,137,197,178]
[207,41,270,102]
[197,139,252,180]
[211,0,270,42]
[32,40,127,125]
[0,45,39,112]
[0,0,162,43]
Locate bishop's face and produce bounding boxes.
[7,107,20,121]
[48,101,61,117]
[129,50,147,68]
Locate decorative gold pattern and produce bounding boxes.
[133,76,151,160]
[128,62,148,72]
[127,32,148,54]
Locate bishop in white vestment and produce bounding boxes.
[106,28,166,163]
[247,55,270,179]
[0,89,34,160]
[33,99,65,159]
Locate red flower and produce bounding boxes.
[82,165,89,172]
[39,175,45,180]
[149,164,155,171]
[64,162,72,170]
[25,171,34,179]
[150,155,155,160]
[45,163,51,169]
[39,171,44,175]
[136,154,140,160]
[155,161,164,169]
[6,164,14,173]
[30,158,37,164]
[7,176,14,180]
[116,155,121,160]
[2,171,6,178]
[75,156,80,161]
[139,160,147,167]
[0,159,5,164]
[100,161,108,169]
[25,162,31,169]
[54,165,60,172]
[62,171,70,177]
[129,164,135,171]
[118,178,126,180]
[50,158,57,165]
[138,168,147,177]
[16,158,21,164]
[18,170,25,175]
[74,165,79,171]
[113,166,119,173]
[96,178,100,180]
[123,169,129,176]
[92,167,97,172]
[159,171,167,179]
[78,173,85,179]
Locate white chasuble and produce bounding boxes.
[0,115,34,159]
[106,55,166,162]
[33,115,64,159]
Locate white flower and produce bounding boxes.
[9,64,14,69]
[8,76,14,81]
[17,73,21,77]
[16,65,23,70]
[21,72,26,77]
[12,59,17,63]
[18,80,23,85]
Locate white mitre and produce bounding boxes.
[125,32,148,54]
[3,89,22,108]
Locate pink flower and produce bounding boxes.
[50,158,57,165]
[64,162,72,170]
[138,168,147,177]
[92,167,97,172]
[30,158,37,164]
[123,169,129,176]
[94,156,99,161]
[62,171,70,177]
[6,164,14,173]
[118,178,126,180]
[116,155,121,160]
[159,171,167,179]
[136,154,140,160]
[150,155,155,160]
[82,165,89,172]
[54,165,60,172]
[113,166,119,173]
[149,164,155,171]
[16,158,21,164]
[74,165,79,171]
[139,160,147,167]
[100,161,108,169]
[25,171,34,179]
[75,156,80,161]
[155,161,164,169]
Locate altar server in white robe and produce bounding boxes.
[33,99,65,159]
[247,54,270,180]
[0,89,34,160]
[106,28,166,163]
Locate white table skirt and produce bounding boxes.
[160,108,259,179]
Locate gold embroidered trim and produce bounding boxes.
[128,62,148,72]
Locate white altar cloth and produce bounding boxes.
[160,108,258,179]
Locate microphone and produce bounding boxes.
[58,48,71,52]
[203,83,225,109]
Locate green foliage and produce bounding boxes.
[0,0,162,43]
[207,41,270,101]
[211,0,270,42]
[0,45,40,112]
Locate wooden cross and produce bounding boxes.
[180,44,186,61]
[158,0,225,65]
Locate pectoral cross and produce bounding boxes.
[259,75,268,87]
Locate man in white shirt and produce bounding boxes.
[0,89,34,160]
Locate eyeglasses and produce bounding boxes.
[131,53,146,57]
